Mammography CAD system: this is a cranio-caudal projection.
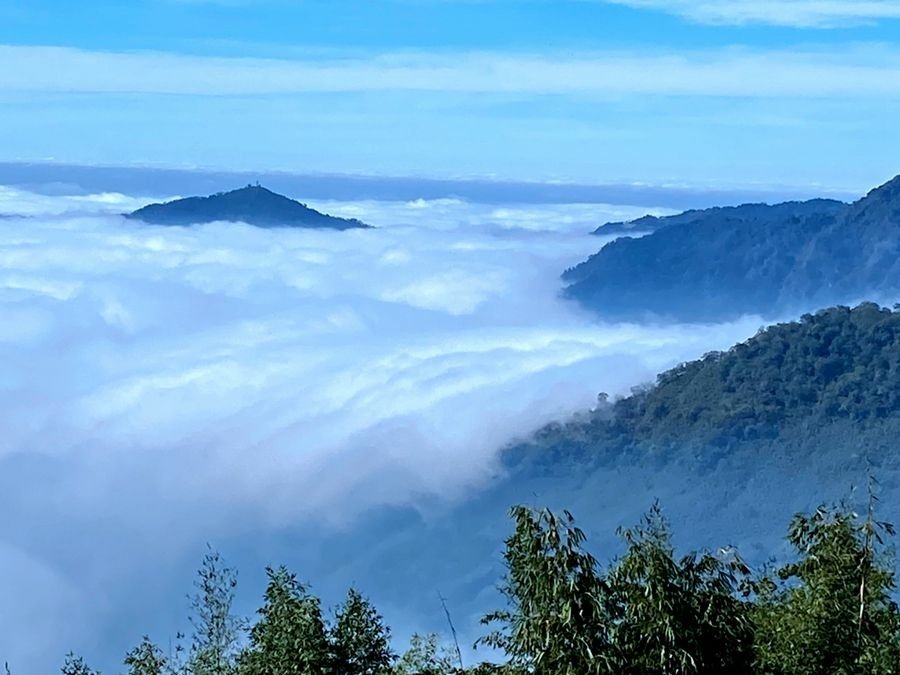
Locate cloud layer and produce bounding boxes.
[602,0,900,27]
[0,186,763,670]
[3,44,900,98]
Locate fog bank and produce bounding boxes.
[0,186,763,670]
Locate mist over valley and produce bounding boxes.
[5,2,900,670]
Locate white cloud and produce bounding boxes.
[602,0,900,27]
[0,187,763,671]
[3,44,900,98]
[0,185,153,216]
[308,197,675,232]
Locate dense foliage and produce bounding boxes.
[516,303,900,468]
[564,176,900,321]
[479,503,756,674]
[752,493,900,674]
[30,492,900,674]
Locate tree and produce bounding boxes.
[392,634,456,675]
[331,588,395,675]
[478,506,611,675]
[124,636,168,675]
[753,497,900,674]
[480,504,754,674]
[605,503,753,674]
[60,653,99,675]
[238,565,330,674]
[187,547,243,675]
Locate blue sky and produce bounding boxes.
[2,0,900,191]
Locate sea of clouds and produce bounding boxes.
[0,184,771,670]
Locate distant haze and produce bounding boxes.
[0,162,862,212]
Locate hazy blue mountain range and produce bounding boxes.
[127,185,371,229]
[565,176,900,321]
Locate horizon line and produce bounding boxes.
[0,160,870,210]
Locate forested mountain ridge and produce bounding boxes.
[591,198,845,237]
[565,176,900,321]
[515,303,900,466]
[127,185,371,229]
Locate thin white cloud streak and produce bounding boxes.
[173,0,900,25]
[304,197,678,232]
[601,0,900,27]
[4,44,900,98]
[0,187,763,670]
[0,186,153,216]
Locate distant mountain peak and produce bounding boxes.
[126,185,371,230]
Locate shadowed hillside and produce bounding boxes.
[591,198,845,237]
[565,176,900,321]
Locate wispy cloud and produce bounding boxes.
[3,44,900,97]
[601,0,900,28]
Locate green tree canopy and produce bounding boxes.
[478,506,610,675]
[123,637,168,675]
[187,548,243,675]
[60,653,99,675]
[238,565,330,674]
[754,496,900,674]
[605,503,753,674]
[331,588,395,675]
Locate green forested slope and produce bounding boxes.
[520,303,900,464]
